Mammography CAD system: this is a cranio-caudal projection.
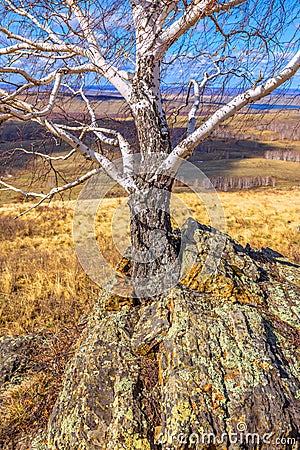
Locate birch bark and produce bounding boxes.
[128,54,179,297]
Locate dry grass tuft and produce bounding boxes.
[173,187,299,264]
[0,326,82,448]
[0,203,100,336]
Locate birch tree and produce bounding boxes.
[0,0,299,297]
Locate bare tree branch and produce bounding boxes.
[186,79,201,136]
[11,147,76,161]
[0,71,64,119]
[153,0,247,60]
[0,3,131,100]
[0,25,86,56]
[0,78,136,192]
[61,75,134,173]
[0,64,95,101]
[40,119,137,192]
[3,0,66,45]
[116,131,134,176]
[187,58,231,135]
[64,0,132,100]
[0,179,45,198]
[157,48,300,173]
[0,166,103,218]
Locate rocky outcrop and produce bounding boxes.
[45,219,300,449]
[0,331,81,449]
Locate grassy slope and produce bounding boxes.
[194,158,300,185]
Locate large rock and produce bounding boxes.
[46,219,300,449]
[0,334,47,387]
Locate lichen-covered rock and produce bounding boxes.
[47,298,152,449]
[47,219,300,449]
[0,333,51,387]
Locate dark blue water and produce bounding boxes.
[249,103,300,110]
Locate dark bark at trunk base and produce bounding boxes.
[128,187,180,299]
[42,219,300,450]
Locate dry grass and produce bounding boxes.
[91,187,300,264]
[1,186,299,337]
[0,327,82,448]
[179,187,300,263]
[0,203,100,336]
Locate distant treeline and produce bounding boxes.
[207,175,276,191]
[176,175,276,191]
[264,150,300,162]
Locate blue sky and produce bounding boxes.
[0,0,299,92]
[160,0,300,90]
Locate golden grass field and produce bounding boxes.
[0,186,299,336]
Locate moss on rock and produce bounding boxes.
[46,219,300,449]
